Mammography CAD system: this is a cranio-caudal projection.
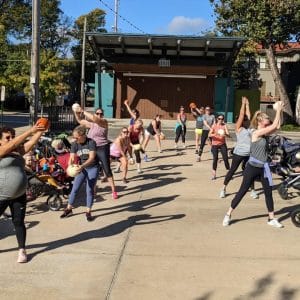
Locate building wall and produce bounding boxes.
[115,74,215,120]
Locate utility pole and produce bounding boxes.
[113,0,119,32]
[30,0,40,124]
[80,17,87,108]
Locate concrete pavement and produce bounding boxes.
[1,138,300,300]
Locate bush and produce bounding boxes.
[281,124,300,132]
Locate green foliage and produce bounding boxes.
[281,124,300,132]
[210,0,300,45]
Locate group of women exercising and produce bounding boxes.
[0,96,284,263]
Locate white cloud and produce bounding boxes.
[166,16,208,35]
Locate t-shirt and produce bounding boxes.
[203,114,215,131]
[70,137,97,167]
[211,124,226,146]
[0,154,27,201]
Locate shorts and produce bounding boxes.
[145,129,152,136]
[195,128,203,135]
[110,155,121,162]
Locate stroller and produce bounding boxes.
[268,135,300,227]
[26,170,64,211]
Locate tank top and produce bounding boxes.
[147,120,161,135]
[87,122,108,147]
[129,125,142,144]
[0,154,27,201]
[249,136,268,167]
[233,128,252,156]
[195,114,204,129]
[203,114,215,131]
[110,143,121,158]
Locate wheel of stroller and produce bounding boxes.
[47,194,63,211]
[277,183,289,200]
[291,209,300,227]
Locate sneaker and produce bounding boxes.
[211,176,216,180]
[267,218,283,228]
[174,144,178,149]
[220,190,226,198]
[158,149,162,153]
[144,154,150,162]
[112,191,118,200]
[182,144,186,149]
[222,214,231,227]
[60,208,73,218]
[250,190,259,199]
[85,212,94,222]
[195,150,198,154]
[196,156,200,162]
[17,249,27,263]
[137,168,143,174]
[114,167,120,173]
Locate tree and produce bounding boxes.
[210,0,300,120]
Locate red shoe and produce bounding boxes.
[112,191,118,200]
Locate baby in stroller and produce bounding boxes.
[24,152,64,211]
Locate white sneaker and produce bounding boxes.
[182,144,186,149]
[137,168,143,174]
[174,144,178,149]
[114,167,120,173]
[222,214,231,226]
[267,218,283,228]
[219,190,226,198]
[250,190,259,199]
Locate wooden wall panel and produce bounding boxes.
[116,73,215,120]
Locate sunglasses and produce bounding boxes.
[122,131,129,134]
[4,135,15,140]
[218,118,224,120]
[95,112,103,116]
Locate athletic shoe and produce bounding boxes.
[219,190,226,198]
[182,144,186,149]
[144,154,150,162]
[114,167,120,173]
[222,214,231,227]
[86,212,94,222]
[112,192,118,200]
[267,218,283,228]
[174,144,178,149]
[250,190,259,199]
[60,208,73,218]
[17,249,27,263]
[195,150,198,154]
[196,156,200,162]
[137,168,143,174]
[211,176,216,180]
[158,149,162,153]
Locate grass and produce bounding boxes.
[281,124,300,132]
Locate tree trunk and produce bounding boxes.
[265,44,293,120]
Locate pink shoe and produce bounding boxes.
[112,191,118,200]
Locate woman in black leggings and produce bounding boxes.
[74,107,118,199]
[222,102,284,228]
[0,124,47,263]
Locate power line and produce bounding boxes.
[97,0,146,34]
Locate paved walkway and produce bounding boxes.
[1,138,300,300]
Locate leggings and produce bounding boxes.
[96,144,113,178]
[68,165,99,208]
[224,154,252,186]
[231,164,274,212]
[211,144,230,171]
[0,194,27,249]
[199,130,211,155]
[175,125,186,143]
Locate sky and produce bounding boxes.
[60,0,215,35]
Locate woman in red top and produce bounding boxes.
[209,114,230,180]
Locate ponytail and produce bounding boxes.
[250,111,269,129]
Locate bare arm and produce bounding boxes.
[0,125,45,158]
[252,102,283,141]
[191,108,198,117]
[80,150,96,169]
[124,100,136,119]
[82,110,108,128]
[152,120,160,135]
[235,97,247,132]
[73,110,92,128]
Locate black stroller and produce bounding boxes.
[268,135,300,227]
